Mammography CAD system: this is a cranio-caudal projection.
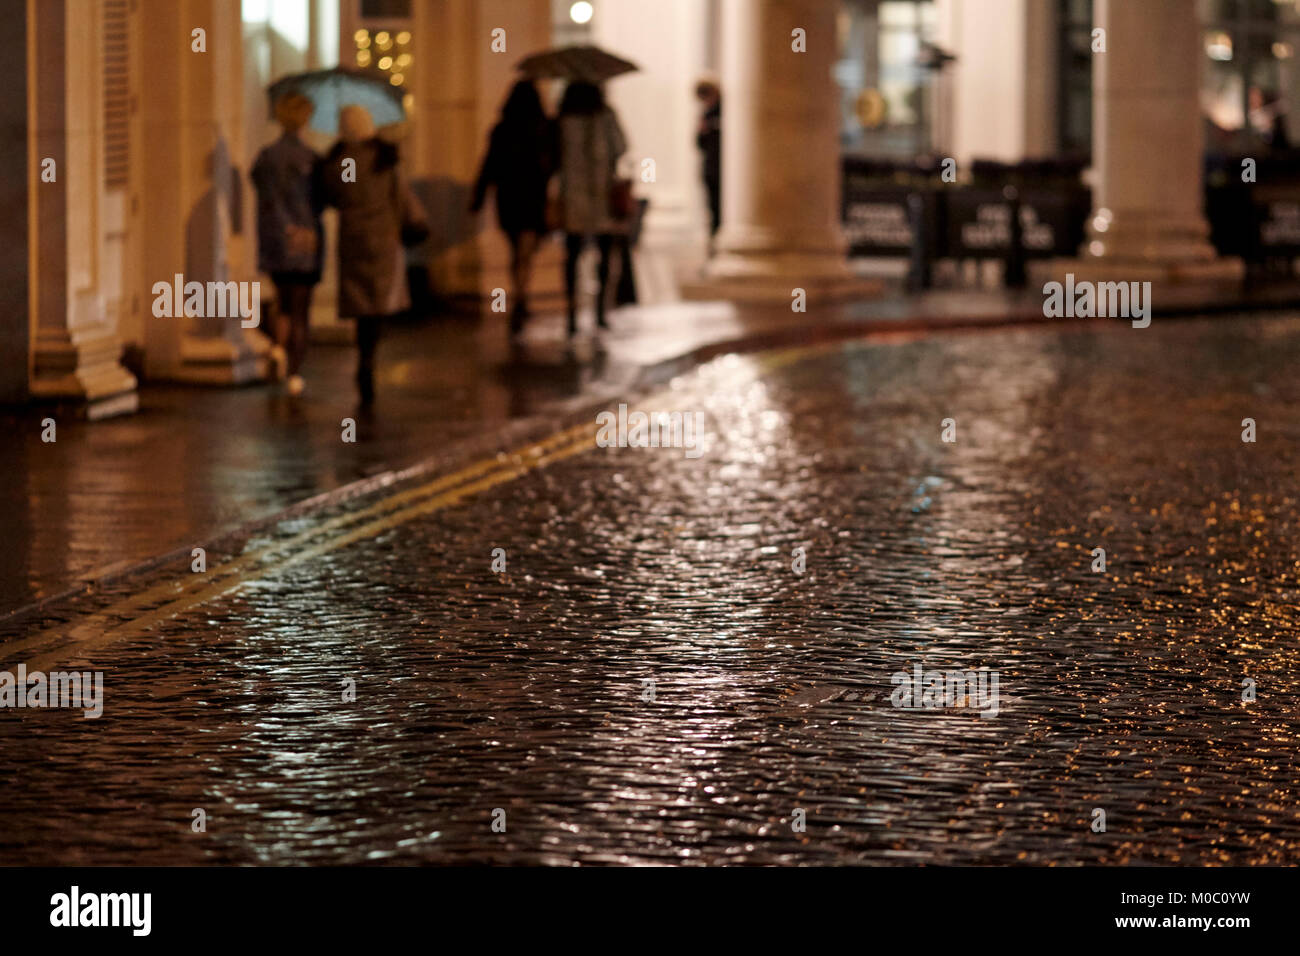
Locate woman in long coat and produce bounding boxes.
[470,80,555,336]
[556,81,627,337]
[251,92,322,397]
[315,104,410,404]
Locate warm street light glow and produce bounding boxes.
[1205,31,1233,61]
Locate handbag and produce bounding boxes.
[545,194,564,233]
[396,172,430,247]
[609,177,635,221]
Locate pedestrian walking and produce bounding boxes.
[695,76,722,246]
[315,104,425,404]
[555,80,628,337]
[470,80,556,337]
[251,92,323,397]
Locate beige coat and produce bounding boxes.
[316,138,410,318]
[557,107,627,235]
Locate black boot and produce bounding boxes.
[357,365,375,405]
[356,318,380,405]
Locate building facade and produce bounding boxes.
[3,0,1260,412]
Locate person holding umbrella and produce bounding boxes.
[251,92,323,397]
[516,45,637,338]
[315,104,424,405]
[469,80,556,337]
[555,80,628,338]
[267,67,418,404]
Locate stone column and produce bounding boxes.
[0,0,26,404]
[1073,0,1239,281]
[934,0,1055,163]
[137,0,275,383]
[29,0,138,417]
[592,0,711,250]
[687,0,872,303]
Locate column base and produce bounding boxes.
[681,252,883,305]
[1055,207,1243,285]
[167,329,277,385]
[1032,254,1245,288]
[31,326,138,418]
[81,391,140,421]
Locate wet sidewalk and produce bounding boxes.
[3,283,1298,619]
[1,291,1041,617]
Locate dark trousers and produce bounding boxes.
[705,178,721,237]
[271,274,317,376]
[564,233,614,332]
[355,317,383,400]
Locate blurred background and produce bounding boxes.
[5,0,1300,413]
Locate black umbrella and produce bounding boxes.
[267,67,406,136]
[516,44,639,83]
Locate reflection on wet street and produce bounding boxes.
[3,314,1300,865]
[0,316,623,611]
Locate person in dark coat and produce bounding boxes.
[471,80,556,336]
[315,104,412,404]
[251,92,323,396]
[695,77,722,247]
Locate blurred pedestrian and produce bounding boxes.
[556,80,627,337]
[316,104,423,404]
[251,92,322,397]
[471,80,556,337]
[695,76,722,246]
[1249,86,1290,151]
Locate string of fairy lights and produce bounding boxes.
[354,27,414,114]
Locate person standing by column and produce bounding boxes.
[251,92,323,397]
[695,76,722,250]
[316,104,414,405]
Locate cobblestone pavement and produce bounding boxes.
[3,314,1300,865]
[0,316,629,614]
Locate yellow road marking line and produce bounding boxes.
[14,344,838,668]
[753,341,849,373]
[23,433,599,670]
[10,425,595,663]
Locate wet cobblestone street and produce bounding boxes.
[3,314,1300,865]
